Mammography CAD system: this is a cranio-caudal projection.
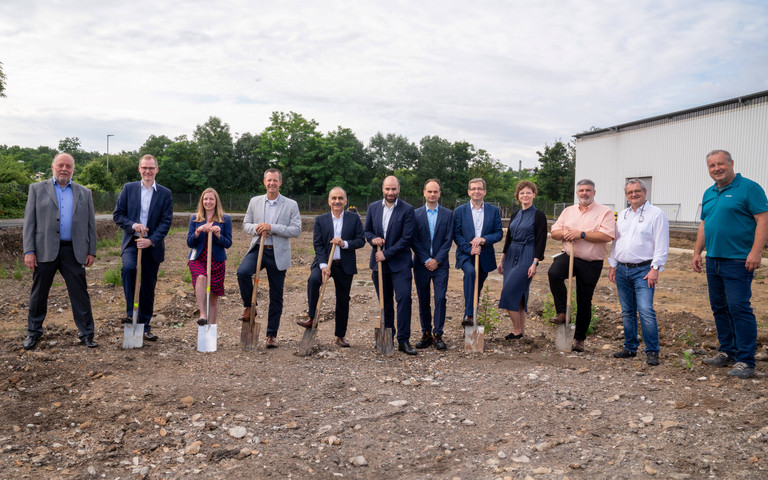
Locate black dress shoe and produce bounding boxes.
[398,341,417,355]
[415,333,434,349]
[121,316,133,324]
[80,336,98,348]
[197,318,208,326]
[22,336,39,351]
[434,334,447,350]
[461,315,474,327]
[143,332,158,341]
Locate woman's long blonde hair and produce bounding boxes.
[194,188,224,223]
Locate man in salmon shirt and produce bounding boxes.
[549,179,615,352]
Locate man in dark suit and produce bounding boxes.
[22,153,98,350]
[113,154,174,341]
[298,187,365,347]
[454,177,503,326]
[412,179,453,350]
[364,175,417,355]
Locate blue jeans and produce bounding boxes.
[615,264,659,353]
[706,257,757,367]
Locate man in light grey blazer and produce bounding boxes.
[22,153,98,350]
[237,168,301,348]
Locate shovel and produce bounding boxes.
[297,243,337,356]
[556,243,577,351]
[197,230,217,352]
[240,233,266,351]
[373,246,394,356]
[465,254,484,353]
[123,234,144,349]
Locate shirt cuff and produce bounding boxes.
[320,263,328,269]
[342,241,348,249]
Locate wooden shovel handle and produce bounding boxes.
[312,243,337,329]
[249,233,267,323]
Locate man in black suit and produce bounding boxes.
[113,154,174,341]
[22,153,98,350]
[412,179,453,350]
[298,187,365,347]
[364,175,417,355]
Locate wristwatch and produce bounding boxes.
[652,265,660,271]
[580,231,586,239]
[534,260,540,266]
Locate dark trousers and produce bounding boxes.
[413,263,449,336]
[121,243,161,333]
[461,260,489,317]
[548,253,603,341]
[307,262,353,338]
[371,263,413,343]
[27,243,95,339]
[237,246,286,337]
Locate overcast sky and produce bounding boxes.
[1,0,767,168]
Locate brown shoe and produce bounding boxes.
[266,336,278,348]
[550,313,566,325]
[572,339,585,352]
[239,306,255,322]
[335,337,350,348]
[296,316,313,328]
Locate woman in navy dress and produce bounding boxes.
[497,181,547,339]
[187,188,233,326]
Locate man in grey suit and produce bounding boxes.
[237,169,301,348]
[22,153,98,350]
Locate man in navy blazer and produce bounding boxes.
[412,179,453,350]
[298,187,365,347]
[364,176,417,355]
[113,154,174,341]
[454,177,503,325]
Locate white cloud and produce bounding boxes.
[0,0,766,168]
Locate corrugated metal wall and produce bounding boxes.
[575,96,768,223]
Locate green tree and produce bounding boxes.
[367,132,420,180]
[0,61,6,98]
[534,140,575,203]
[108,153,139,187]
[469,149,508,203]
[158,136,206,193]
[194,117,235,191]
[233,132,266,192]
[310,127,373,197]
[255,111,323,194]
[139,135,173,159]
[76,161,115,192]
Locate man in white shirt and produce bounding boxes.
[608,178,669,366]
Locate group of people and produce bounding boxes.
[20,150,766,378]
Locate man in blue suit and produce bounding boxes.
[298,187,365,347]
[113,154,174,341]
[412,179,453,350]
[454,177,503,326]
[364,176,417,355]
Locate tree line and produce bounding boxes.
[0,112,575,218]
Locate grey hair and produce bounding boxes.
[706,150,733,163]
[576,179,595,189]
[468,178,486,189]
[624,178,646,191]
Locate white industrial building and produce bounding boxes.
[573,90,768,225]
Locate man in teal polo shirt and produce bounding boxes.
[692,149,768,379]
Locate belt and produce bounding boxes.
[259,244,274,250]
[332,259,342,265]
[60,240,73,246]
[620,260,652,268]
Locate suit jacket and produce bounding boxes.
[364,199,415,272]
[454,201,503,272]
[113,181,174,263]
[311,211,365,276]
[186,215,233,262]
[23,179,96,264]
[412,205,453,269]
[243,193,301,271]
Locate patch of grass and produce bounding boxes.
[169,321,186,328]
[103,265,122,286]
[158,269,165,279]
[477,285,502,334]
[182,269,192,284]
[677,330,696,346]
[167,226,187,236]
[682,350,695,370]
[0,266,7,279]
[293,245,312,256]
[97,231,122,249]
[13,258,24,280]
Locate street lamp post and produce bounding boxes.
[106,134,114,173]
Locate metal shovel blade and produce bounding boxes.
[374,326,394,356]
[556,322,575,351]
[197,324,217,352]
[464,325,484,353]
[123,319,143,349]
[297,327,317,357]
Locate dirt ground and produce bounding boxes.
[1,217,767,480]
